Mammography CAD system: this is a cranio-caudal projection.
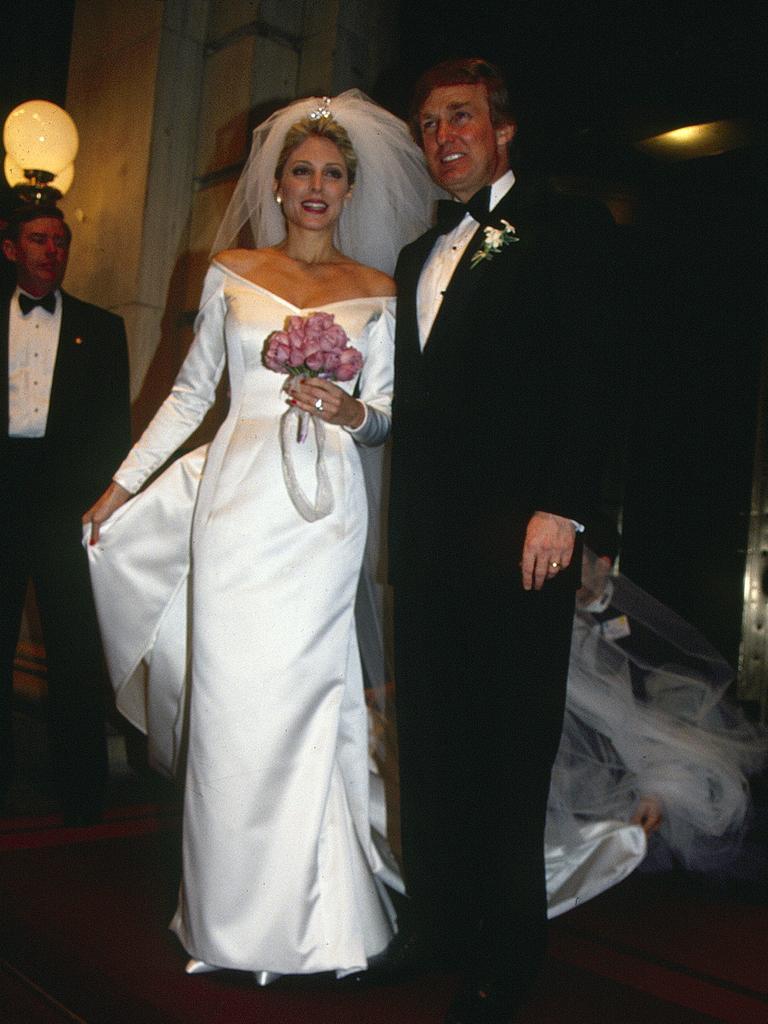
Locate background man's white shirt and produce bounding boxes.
[8,287,62,437]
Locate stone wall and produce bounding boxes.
[61,0,399,431]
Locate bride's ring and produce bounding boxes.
[314,398,324,412]
[549,560,560,569]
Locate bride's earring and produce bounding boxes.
[275,193,282,205]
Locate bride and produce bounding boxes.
[83,91,437,981]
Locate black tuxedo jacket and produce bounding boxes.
[390,181,617,584]
[1,288,131,517]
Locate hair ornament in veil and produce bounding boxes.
[211,89,442,275]
[307,97,332,121]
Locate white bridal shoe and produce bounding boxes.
[253,971,282,986]
[185,959,220,975]
[185,959,281,986]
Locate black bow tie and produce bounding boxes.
[19,291,56,315]
[436,187,491,233]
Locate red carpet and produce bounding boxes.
[553,875,768,1000]
[0,804,177,852]
[2,814,767,1023]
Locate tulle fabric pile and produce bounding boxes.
[548,551,767,871]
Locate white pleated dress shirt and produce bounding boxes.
[417,170,516,348]
[8,287,62,437]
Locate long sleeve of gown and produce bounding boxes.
[114,266,227,494]
[344,297,394,447]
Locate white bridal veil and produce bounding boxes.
[211,89,442,275]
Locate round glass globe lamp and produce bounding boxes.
[4,100,79,178]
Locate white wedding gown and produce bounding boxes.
[88,262,396,975]
[90,264,648,969]
[90,253,766,969]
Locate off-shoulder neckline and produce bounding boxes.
[211,260,395,312]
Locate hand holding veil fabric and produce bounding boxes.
[549,558,768,873]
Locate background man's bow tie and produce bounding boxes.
[436,186,491,233]
[19,292,56,315]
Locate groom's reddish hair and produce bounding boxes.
[409,58,516,147]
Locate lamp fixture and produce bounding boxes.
[3,99,78,205]
[634,119,751,161]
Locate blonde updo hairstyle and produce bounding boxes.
[274,114,358,186]
[211,89,439,274]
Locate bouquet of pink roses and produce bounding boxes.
[263,312,364,522]
[263,311,363,383]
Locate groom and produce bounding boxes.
[390,59,615,1022]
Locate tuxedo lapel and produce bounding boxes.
[397,227,441,359]
[46,292,87,436]
[0,295,9,437]
[1,291,81,441]
[424,187,527,354]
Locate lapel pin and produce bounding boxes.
[74,336,83,345]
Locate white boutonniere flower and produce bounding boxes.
[470,219,519,269]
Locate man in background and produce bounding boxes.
[1,204,130,824]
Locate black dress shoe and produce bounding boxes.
[444,982,522,1024]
